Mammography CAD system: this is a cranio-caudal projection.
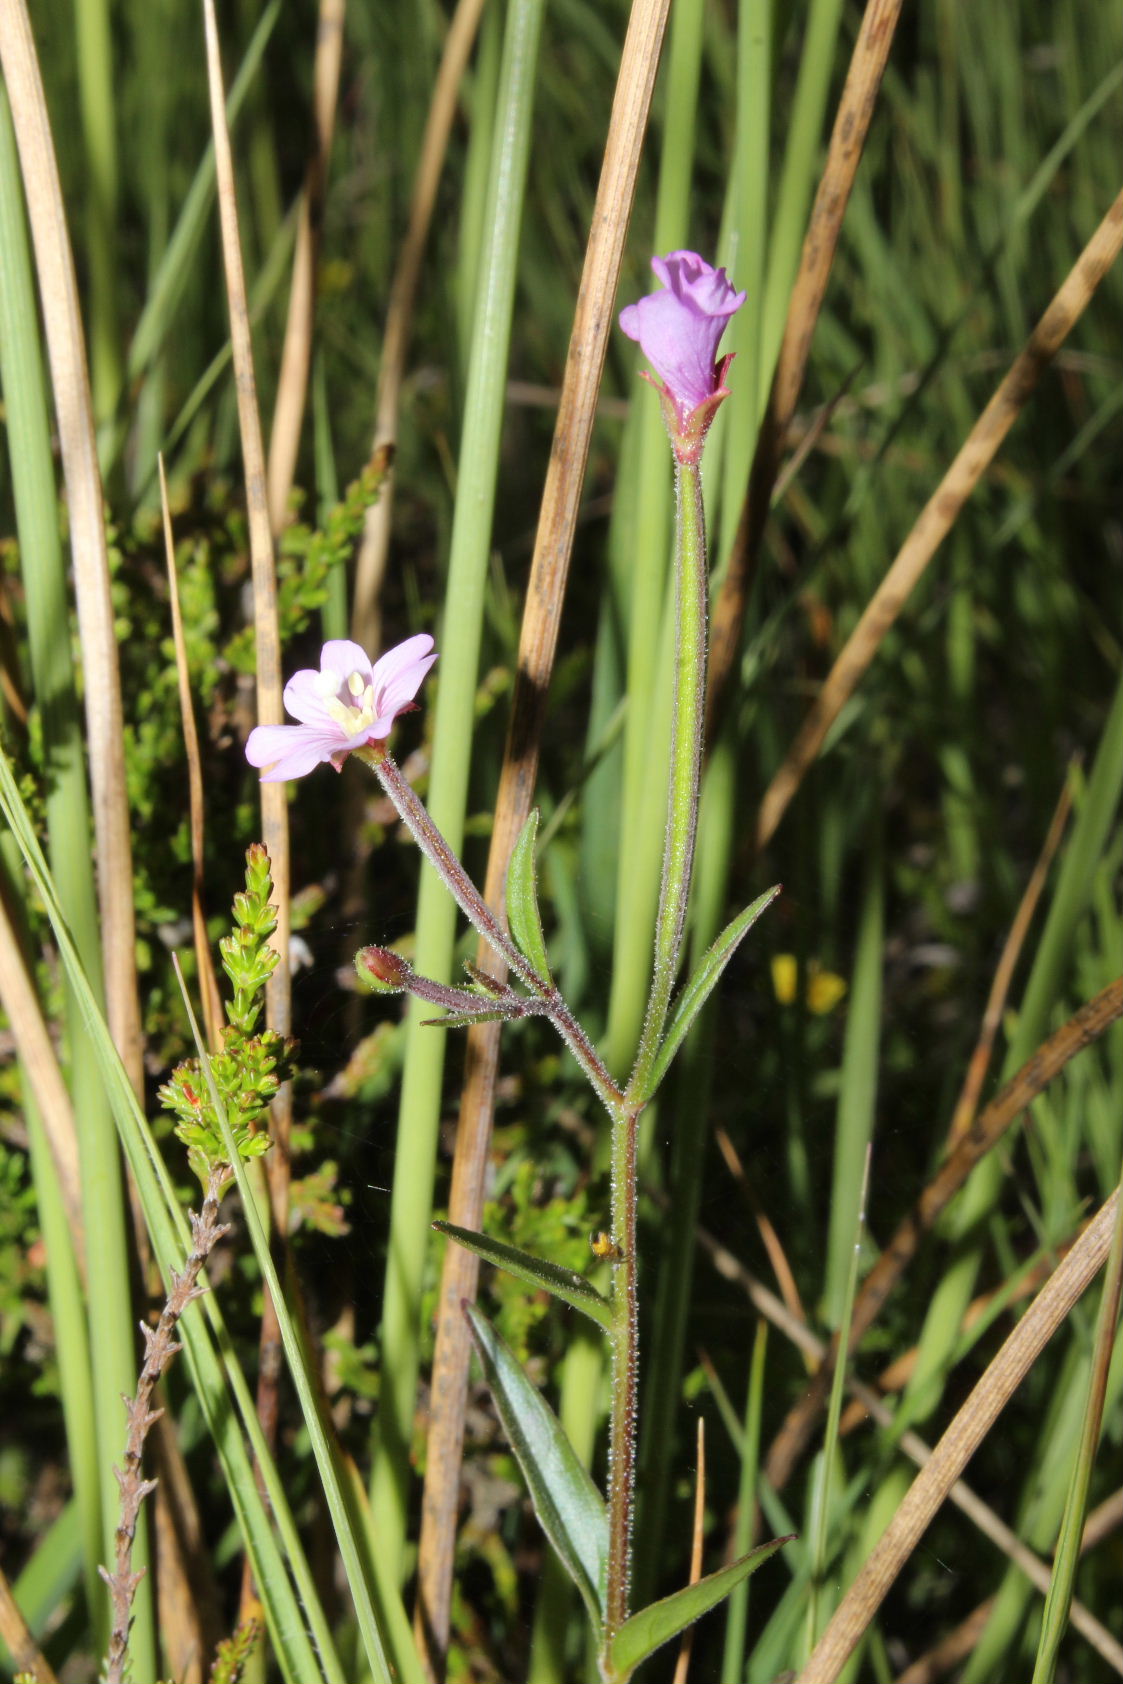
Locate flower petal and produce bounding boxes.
[246,722,342,782]
[319,639,375,683]
[620,251,745,423]
[281,668,337,725]
[372,634,437,718]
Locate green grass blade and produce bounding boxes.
[0,81,152,1663]
[71,0,120,422]
[805,1147,871,1657]
[758,0,846,399]
[720,1321,769,1684]
[123,0,281,390]
[1031,1172,1123,1683]
[823,835,883,1323]
[1,1500,82,1655]
[368,0,546,1586]
[180,982,402,1684]
[0,748,342,1683]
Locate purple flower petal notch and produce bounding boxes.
[619,250,746,462]
[245,634,437,782]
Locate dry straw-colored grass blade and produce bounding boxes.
[687,1208,1123,1672]
[0,1562,61,1684]
[0,894,83,1248]
[200,0,291,1145]
[412,0,673,1669]
[707,0,904,738]
[794,1187,1121,1684]
[351,0,489,654]
[266,0,346,535]
[765,975,1123,1491]
[671,1418,707,1684]
[944,764,1074,1150]
[0,0,143,1099]
[753,189,1123,857]
[200,1,295,1613]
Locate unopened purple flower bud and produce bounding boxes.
[355,945,413,993]
[619,251,745,461]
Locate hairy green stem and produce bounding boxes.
[627,457,708,1103]
[605,1099,641,1645]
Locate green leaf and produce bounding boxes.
[436,1221,612,1330]
[421,1006,518,1030]
[606,1537,792,1679]
[464,1302,608,1635]
[506,808,552,982]
[635,886,781,1102]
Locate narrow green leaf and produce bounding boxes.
[606,1537,792,1680]
[635,886,780,1102]
[367,0,547,1583]
[465,1302,608,1636]
[506,808,552,982]
[124,0,281,386]
[436,1221,612,1330]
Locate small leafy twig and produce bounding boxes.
[159,844,294,1189]
[209,1616,263,1684]
[100,1166,230,1684]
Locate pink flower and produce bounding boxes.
[246,635,437,782]
[619,252,745,449]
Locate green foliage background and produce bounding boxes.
[0,0,1120,1678]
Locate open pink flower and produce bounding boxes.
[246,635,437,782]
[619,252,745,449]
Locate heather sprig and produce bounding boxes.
[159,844,295,1186]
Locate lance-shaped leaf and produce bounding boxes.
[465,1302,608,1636]
[506,808,552,983]
[634,886,781,1103]
[436,1221,612,1330]
[605,1536,792,1680]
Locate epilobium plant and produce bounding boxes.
[248,253,785,1681]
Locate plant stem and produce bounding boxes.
[363,746,538,986]
[605,1098,641,1644]
[627,457,708,1104]
[361,746,624,1113]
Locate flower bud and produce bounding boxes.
[355,945,413,993]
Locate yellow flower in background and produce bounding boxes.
[771,954,847,1015]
